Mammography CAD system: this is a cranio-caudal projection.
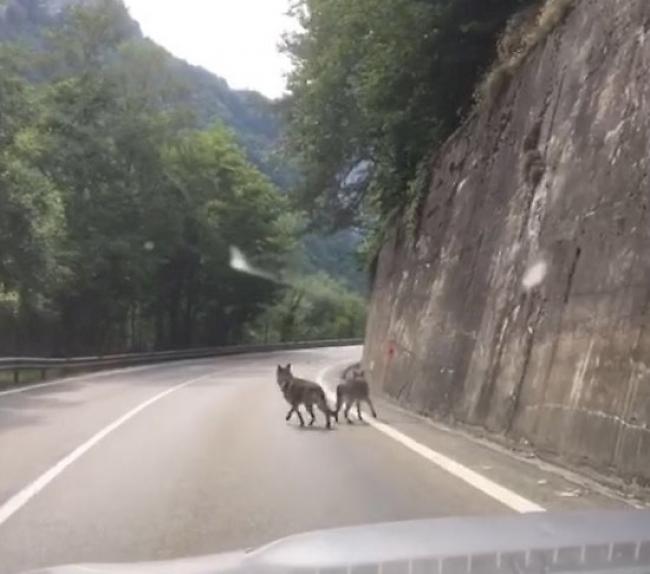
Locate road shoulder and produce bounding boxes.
[319,362,640,512]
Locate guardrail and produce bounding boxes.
[0,339,363,387]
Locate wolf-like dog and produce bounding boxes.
[336,368,377,423]
[276,364,337,429]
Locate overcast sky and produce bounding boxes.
[122,0,296,99]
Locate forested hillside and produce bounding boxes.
[0,0,287,186]
[0,0,366,273]
[0,0,366,356]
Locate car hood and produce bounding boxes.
[28,510,650,574]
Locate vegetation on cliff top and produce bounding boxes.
[283,0,573,237]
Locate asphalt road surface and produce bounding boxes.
[0,346,630,574]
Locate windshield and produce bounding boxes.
[0,1,648,573]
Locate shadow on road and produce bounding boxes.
[287,424,338,433]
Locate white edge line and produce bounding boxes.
[0,379,82,398]
[0,363,166,398]
[317,363,546,514]
[0,371,216,527]
[0,357,220,399]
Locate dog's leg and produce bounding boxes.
[344,401,353,424]
[295,405,305,427]
[306,404,316,426]
[366,397,378,419]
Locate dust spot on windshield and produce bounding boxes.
[522,260,547,290]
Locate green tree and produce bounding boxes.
[156,126,297,347]
[284,0,536,225]
[246,273,366,343]
[0,0,372,357]
[0,52,64,353]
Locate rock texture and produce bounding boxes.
[364,0,650,484]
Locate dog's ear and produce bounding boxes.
[286,363,292,371]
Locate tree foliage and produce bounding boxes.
[0,51,65,351]
[0,1,306,355]
[1,0,369,318]
[0,0,370,356]
[284,0,536,226]
[0,0,289,188]
[244,273,366,344]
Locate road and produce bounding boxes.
[0,346,629,574]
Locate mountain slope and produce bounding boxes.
[0,0,288,186]
[0,0,364,292]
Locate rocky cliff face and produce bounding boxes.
[365,0,650,484]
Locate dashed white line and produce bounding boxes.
[0,371,216,527]
[317,363,546,514]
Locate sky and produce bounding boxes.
[122,0,296,99]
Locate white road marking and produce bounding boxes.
[0,372,216,527]
[317,364,546,514]
[0,358,218,398]
[0,364,171,398]
[0,378,84,398]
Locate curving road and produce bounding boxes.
[0,346,628,574]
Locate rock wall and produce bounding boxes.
[364,0,650,484]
